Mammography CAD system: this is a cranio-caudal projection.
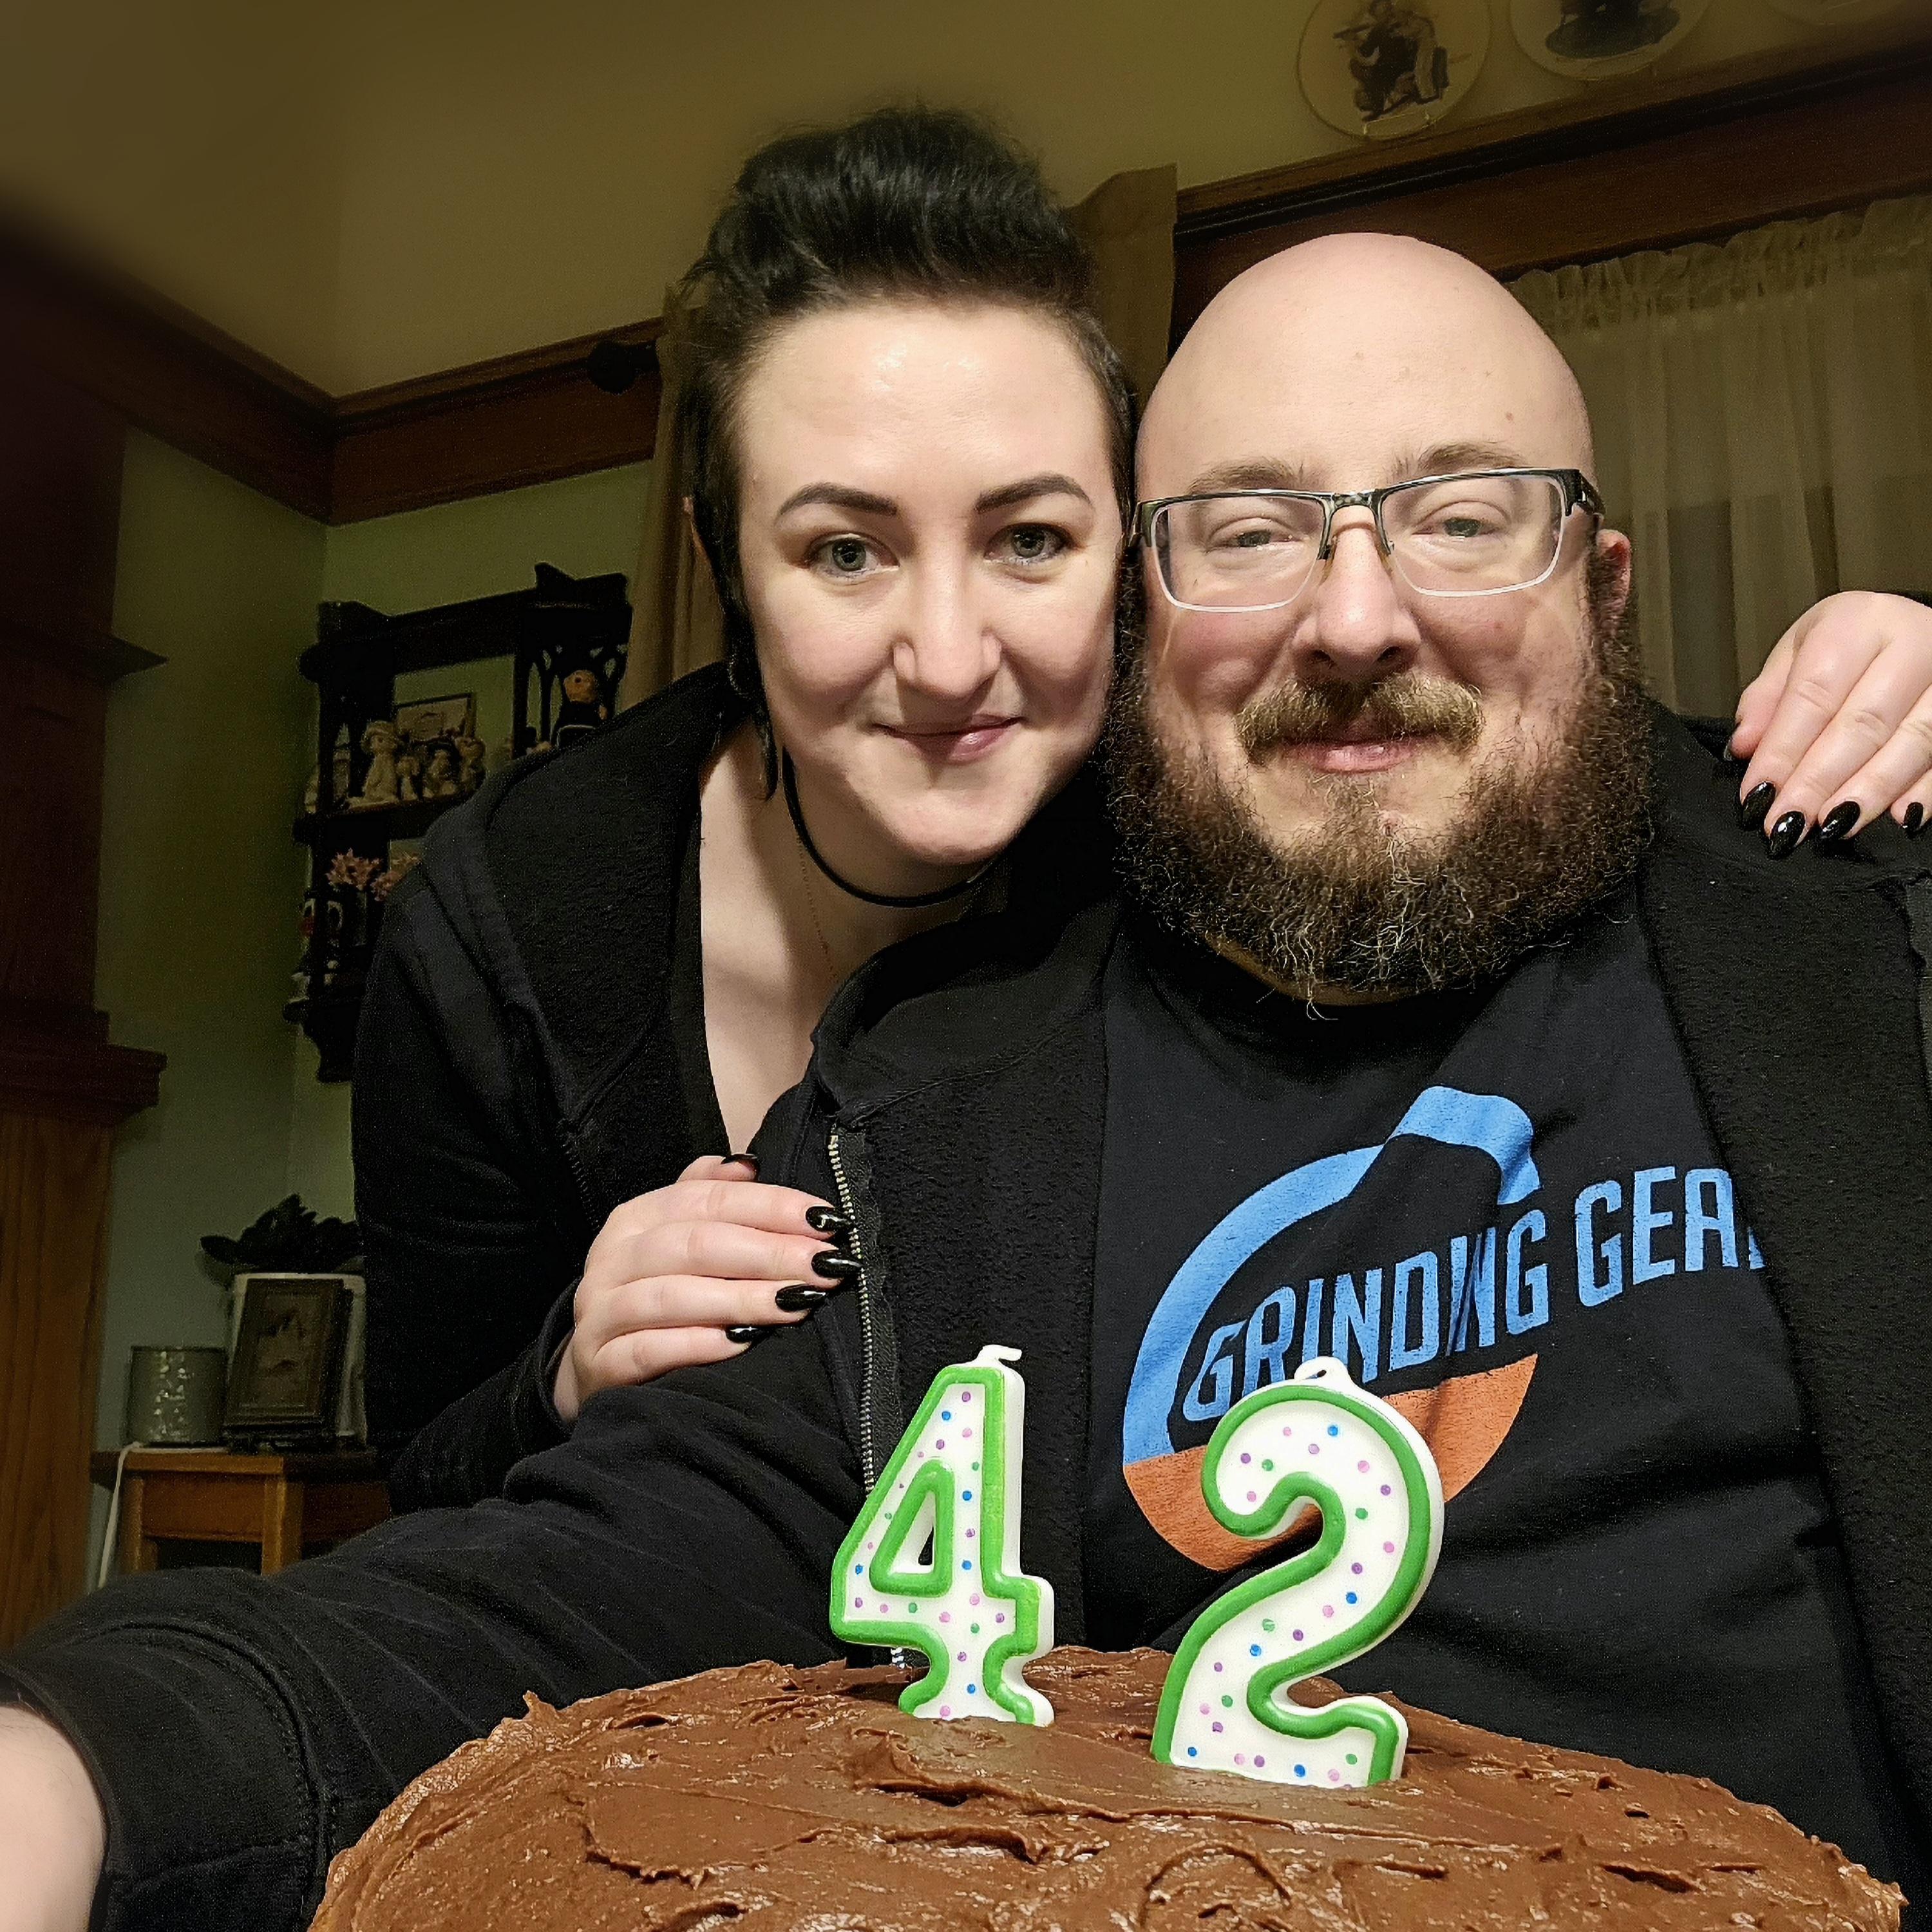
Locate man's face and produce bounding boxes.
[1135,257,1627,877]
[1117,238,1645,996]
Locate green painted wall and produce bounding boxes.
[91,446,647,1579]
[91,431,327,1557]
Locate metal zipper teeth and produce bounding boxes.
[827,1126,882,1492]
[829,1124,910,1670]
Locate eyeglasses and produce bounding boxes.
[1134,469,1605,612]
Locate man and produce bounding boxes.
[3,236,1928,1931]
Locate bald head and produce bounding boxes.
[1141,234,1595,500]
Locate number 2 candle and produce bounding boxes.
[829,1345,1056,1725]
[1153,1357,1443,1788]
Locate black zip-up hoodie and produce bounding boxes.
[7,710,1928,1932]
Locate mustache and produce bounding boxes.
[1236,674,1486,762]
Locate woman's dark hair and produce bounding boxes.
[678,106,1139,767]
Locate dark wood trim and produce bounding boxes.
[328,321,662,522]
[14,23,1927,527]
[1173,24,1932,334]
[0,1030,165,1128]
[0,216,334,520]
[0,612,166,685]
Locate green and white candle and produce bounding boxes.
[1153,1357,1443,1788]
[829,1345,1055,1725]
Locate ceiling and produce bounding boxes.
[0,0,1828,395]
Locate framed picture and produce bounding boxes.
[1301,0,1492,141]
[223,1275,352,1444]
[392,692,476,750]
[1511,0,1712,80]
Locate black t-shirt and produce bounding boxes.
[1090,904,1927,1904]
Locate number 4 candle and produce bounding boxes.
[1153,1358,1443,1788]
[829,1345,1056,1725]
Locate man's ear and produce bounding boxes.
[1594,526,1634,625]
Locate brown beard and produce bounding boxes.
[1102,560,1654,998]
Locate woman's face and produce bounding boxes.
[734,299,1121,888]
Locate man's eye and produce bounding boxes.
[999,525,1068,565]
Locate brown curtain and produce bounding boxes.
[618,162,1179,712]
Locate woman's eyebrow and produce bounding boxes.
[776,483,898,517]
[976,473,1094,514]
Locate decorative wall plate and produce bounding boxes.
[1300,0,1493,142]
[1511,0,1712,80]
[1763,0,1903,23]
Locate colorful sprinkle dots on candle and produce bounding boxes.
[1292,1629,1303,1641]
[1247,1491,1258,1503]
[1346,1592,1358,1604]
[1355,1508,1368,1520]
[1261,1619,1275,1633]
[1262,1459,1274,1472]
[1380,1484,1392,1496]
[961,1490,972,1501]
[1222,1694,1233,1708]
[1254,1756,1266,1768]
[1327,1425,1339,1437]
[1240,1452,1251,1464]
[967,1683,976,1696]
[854,1564,863,1575]
[853,1595,863,1607]
[1294,1765,1307,1779]
[960,1390,971,1402]
[1329,1768,1343,1784]
[1199,1703,1209,1716]
[934,1439,945,1450]
[1188,1746,1198,1757]
[962,1428,972,1438]
[1346,1754,1358,1766]
[1384,1541,1396,1554]
[940,1705,951,1717]
[970,1623,980,1634]
[1213,1661,1224,1673]
[940,1612,951,1624]
[1323,1605,1335,1618]
[1235,1754,1247,1766]
[1309,1443,1321,1456]
[1211,1721,1224,1734]
[1351,1563,1363,1575]
[941,1410,951,1421]
[1358,1459,1370,1472]
[1249,1643,1262,1656]
[957,1651,967,1662]
[995,1613,1005,1625]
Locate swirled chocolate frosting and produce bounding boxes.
[314,1647,1900,1931]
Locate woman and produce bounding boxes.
[357,107,1932,1511]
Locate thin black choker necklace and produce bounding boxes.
[781,752,991,910]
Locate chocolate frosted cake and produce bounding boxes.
[314,1647,1900,1931]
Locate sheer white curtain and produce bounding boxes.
[1513,197,1932,715]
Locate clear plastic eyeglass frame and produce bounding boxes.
[1133,468,1606,612]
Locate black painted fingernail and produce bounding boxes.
[1767,811,1807,860]
[811,1250,861,1282]
[1738,782,1776,833]
[804,1206,852,1238]
[729,1151,761,1174]
[775,1283,829,1312]
[1815,801,1860,846]
[1906,802,1926,837]
[726,1324,774,1345]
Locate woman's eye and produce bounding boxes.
[813,536,880,578]
[998,525,1068,565]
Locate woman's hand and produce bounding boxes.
[1730,592,1932,849]
[551,1155,857,1423]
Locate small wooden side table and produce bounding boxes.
[89,1448,390,1575]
